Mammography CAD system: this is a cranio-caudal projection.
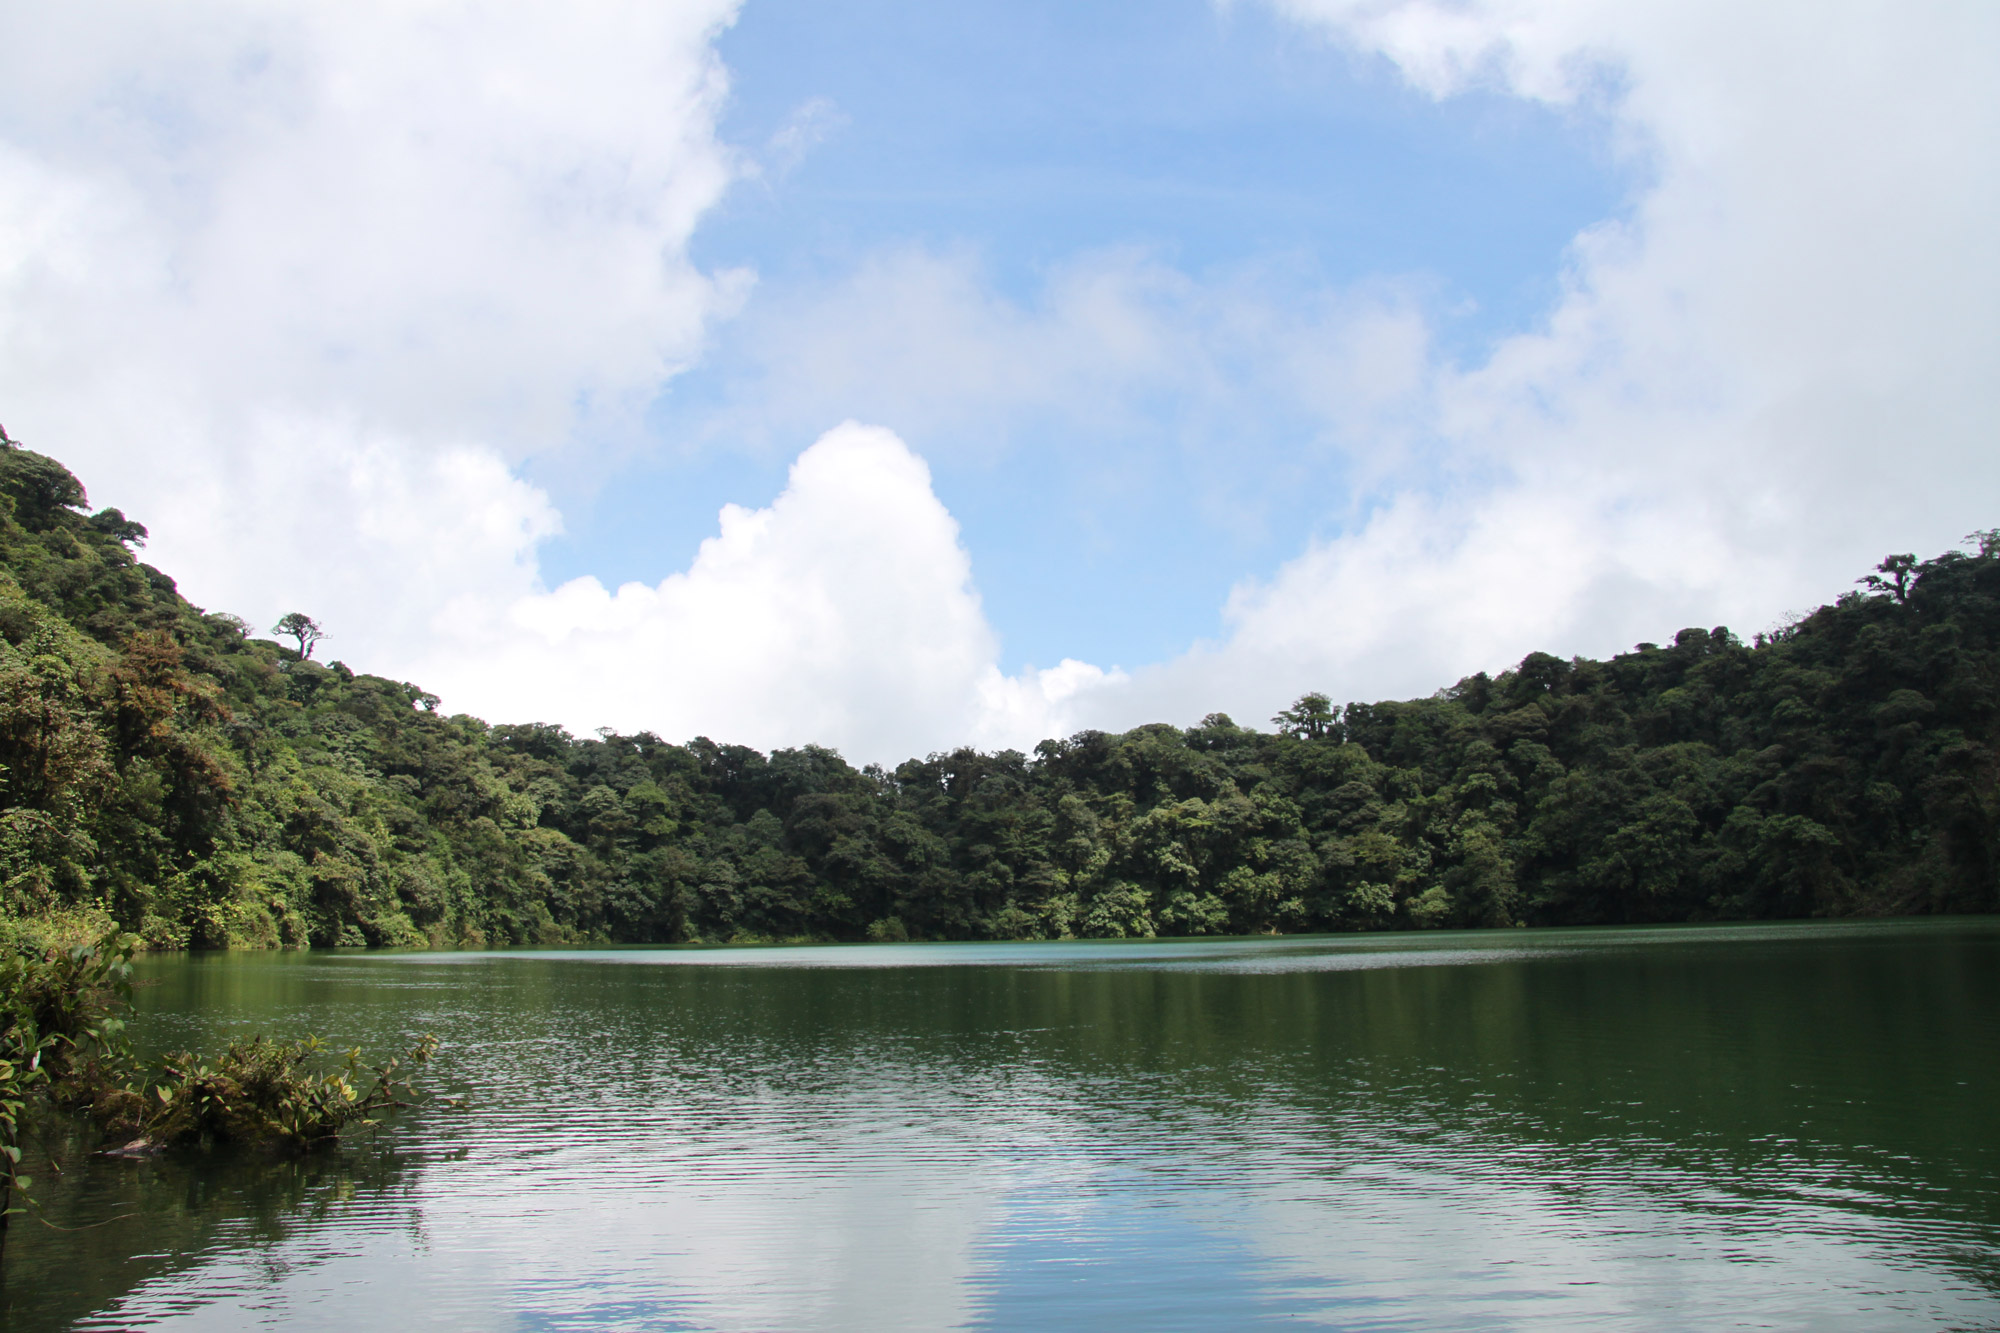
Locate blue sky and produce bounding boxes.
[2,0,1994,760]
[531,0,1629,673]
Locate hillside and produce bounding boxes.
[0,436,1993,948]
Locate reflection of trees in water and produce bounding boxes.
[15,930,1996,1324]
[578,932,2000,1295]
[0,1114,421,1330]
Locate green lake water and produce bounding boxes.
[4,918,1997,1330]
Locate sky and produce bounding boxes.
[0,0,1995,764]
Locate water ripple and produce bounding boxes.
[6,918,1997,1331]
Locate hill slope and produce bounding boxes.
[0,437,1993,947]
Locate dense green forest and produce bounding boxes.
[0,436,1992,949]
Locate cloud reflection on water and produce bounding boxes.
[38,920,2000,1331]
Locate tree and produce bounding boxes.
[86,507,148,548]
[0,450,88,530]
[1860,553,1917,603]
[1272,692,1337,740]
[271,613,325,661]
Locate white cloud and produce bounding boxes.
[0,1,1118,763]
[0,0,742,665]
[1082,0,2000,727]
[762,96,849,179]
[418,423,1121,762]
[5,0,1992,762]
[0,5,1114,763]
[671,0,2000,745]
[682,245,1432,471]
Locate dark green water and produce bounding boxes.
[4,919,1997,1330]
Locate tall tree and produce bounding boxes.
[271,613,325,661]
[1271,692,1337,740]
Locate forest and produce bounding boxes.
[0,436,1992,949]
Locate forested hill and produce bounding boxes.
[0,437,1993,949]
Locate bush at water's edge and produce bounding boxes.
[2,927,435,1243]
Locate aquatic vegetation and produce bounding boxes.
[2,928,434,1241]
[96,1032,438,1155]
[1,926,134,1229]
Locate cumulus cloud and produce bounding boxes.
[1078,0,2000,727]
[4,0,1992,762]
[0,0,743,664]
[416,423,1121,762]
[0,4,1119,763]
[663,0,1999,744]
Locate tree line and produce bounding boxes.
[0,436,1992,948]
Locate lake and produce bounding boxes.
[4,918,1997,1330]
